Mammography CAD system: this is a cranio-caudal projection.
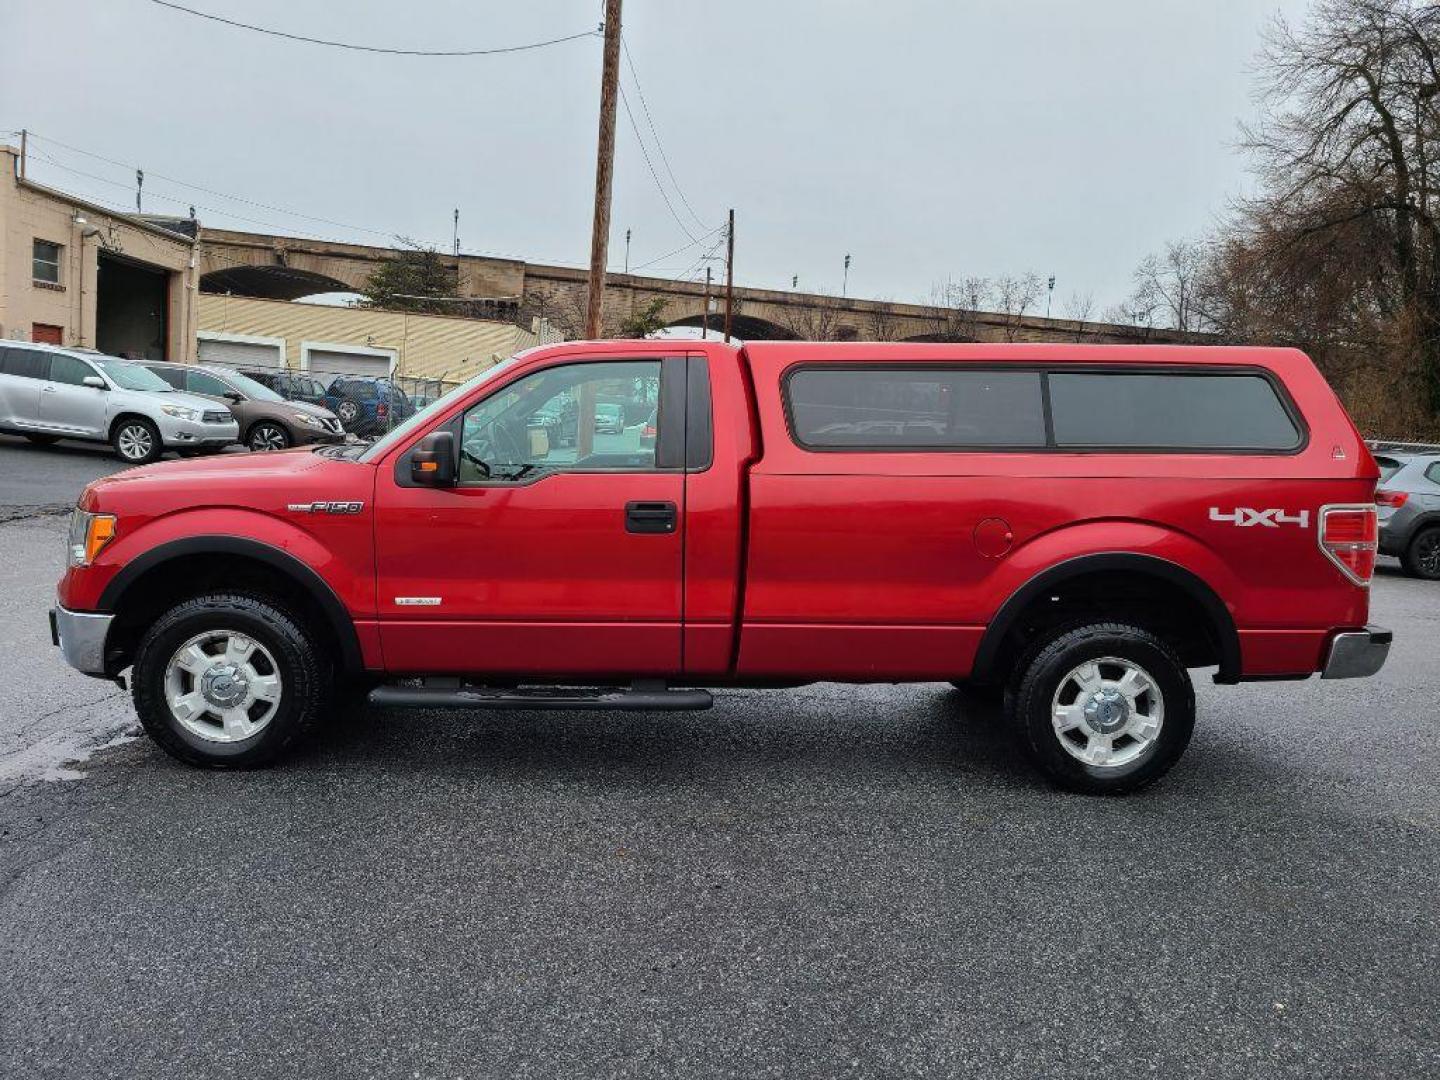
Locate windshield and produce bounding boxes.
[358,354,526,463]
[95,358,173,392]
[218,369,285,402]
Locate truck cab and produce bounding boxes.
[52,341,1389,793]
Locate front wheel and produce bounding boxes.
[247,421,291,452]
[1402,526,1440,580]
[112,418,162,464]
[132,594,332,767]
[1008,622,1195,795]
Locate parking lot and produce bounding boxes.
[0,447,1437,1079]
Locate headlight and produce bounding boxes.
[67,510,117,567]
[161,405,198,420]
[293,412,324,427]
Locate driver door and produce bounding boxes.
[374,357,686,678]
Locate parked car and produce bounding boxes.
[52,341,1389,794]
[322,376,416,437]
[595,402,625,434]
[140,361,345,452]
[239,369,331,408]
[1375,451,1440,579]
[0,342,237,464]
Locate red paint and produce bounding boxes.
[66,340,1380,687]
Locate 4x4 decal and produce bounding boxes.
[1209,507,1310,528]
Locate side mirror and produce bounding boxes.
[82,375,106,390]
[411,431,456,487]
[223,391,244,403]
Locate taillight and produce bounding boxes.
[1375,489,1408,508]
[1319,504,1378,586]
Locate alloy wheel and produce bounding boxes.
[1415,531,1440,577]
[163,630,283,743]
[249,424,289,452]
[117,424,154,461]
[1050,655,1165,768]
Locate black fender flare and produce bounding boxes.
[97,535,364,675]
[970,552,1242,684]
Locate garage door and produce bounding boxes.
[305,348,393,385]
[198,337,284,371]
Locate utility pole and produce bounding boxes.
[1046,275,1056,319]
[723,208,735,343]
[701,266,712,339]
[585,0,623,339]
[453,208,460,256]
[18,129,26,180]
[624,228,631,274]
[792,275,798,289]
[136,169,144,214]
[842,253,851,297]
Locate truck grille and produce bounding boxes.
[321,417,344,434]
[202,410,232,424]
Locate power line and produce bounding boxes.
[620,34,707,231]
[629,224,724,273]
[148,1,598,57]
[25,130,399,239]
[618,84,698,243]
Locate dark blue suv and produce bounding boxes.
[322,377,416,437]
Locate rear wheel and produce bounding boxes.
[1402,526,1440,580]
[112,417,162,464]
[1008,622,1195,795]
[335,398,362,427]
[132,593,332,767]
[247,421,291,452]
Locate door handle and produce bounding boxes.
[41,385,57,393]
[625,500,677,534]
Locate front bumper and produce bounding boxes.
[294,426,346,446]
[157,413,239,448]
[49,603,114,677]
[1320,625,1392,679]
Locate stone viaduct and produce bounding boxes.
[196,228,1181,345]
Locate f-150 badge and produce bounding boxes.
[1209,507,1310,528]
[287,501,365,514]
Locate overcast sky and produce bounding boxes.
[2,0,1310,312]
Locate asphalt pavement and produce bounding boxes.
[0,512,1437,1078]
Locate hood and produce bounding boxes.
[114,387,224,414]
[96,445,333,488]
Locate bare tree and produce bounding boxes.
[1128,240,1210,333]
[992,273,1045,341]
[925,277,991,341]
[866,300,903,342]
[1061,290,1096,342]
[776,292,847,339]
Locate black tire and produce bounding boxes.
[247,421,292,452]
[111,416,162,465]
[1007,622,1195,795]
[132,593,333,767]
[1401,526,1440,580]
[23,433,60,446]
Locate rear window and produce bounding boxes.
[1,348,50,380]
[1048,371,1300,451]
[787,368,1047,448]
[1374,456,1404,482]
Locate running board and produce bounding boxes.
[367,679,713,712]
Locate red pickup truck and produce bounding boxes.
[51,341,1389,793]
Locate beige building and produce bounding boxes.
[1,145,199,360]
[196,293,557,385]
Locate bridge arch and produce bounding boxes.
[199,265,360,302]
[664,313,799,341]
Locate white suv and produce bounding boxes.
[0,342,239,464]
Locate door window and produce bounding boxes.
[49,355,97,386]
[186,370,235,398]
[458,360,661,482]
[145,366,186,390]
